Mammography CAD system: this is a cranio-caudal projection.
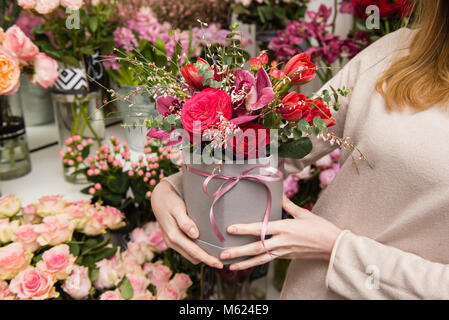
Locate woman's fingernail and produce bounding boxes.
[228,226,236,233]
[189,227,197,237]
[214,262,223,269]
[229,264,239,271]
[221,252,230,259]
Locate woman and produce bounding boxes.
[151,0,449,299]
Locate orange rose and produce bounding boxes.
[0,28,4,45]
[0,49,20,95]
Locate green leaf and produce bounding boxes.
[69,243,81,256]
[93,247,117,262]
[62,55,81,68]
[278,137,313,159]
[89,16,99,33]
[89,267,99,282]
[105,172,129,194]
[296,120,309,132]
[120,277,134,300]
[154,38,167,68]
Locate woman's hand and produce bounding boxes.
[221,195,342,271]
[151,180,224,269]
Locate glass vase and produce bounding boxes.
[114,84,158,152]
[51,91,105,183]
[0,95,32,180]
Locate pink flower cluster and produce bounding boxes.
[18,0,84,14]
[283,148,341,199]
[95,222,191,300]
[0,195,191,300]
[268,5,369,64]
[106,7,251,69]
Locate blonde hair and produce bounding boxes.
[376,0,449,111]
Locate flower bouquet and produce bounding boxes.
[105,24,351,263]
[0,23,58,180]
[0,194,192,300]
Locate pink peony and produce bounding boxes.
[60,0,83,10]
[0,243,31,280]
[100,290,123,300]
[157,283,180,300]
[2,25,39,64]
[9,267,58,300]
[0,194,21,218]
[36,244,75,280]
[32,53,58,89]
[169,273,192,292]
[13,225,40,252]
[34,0,60,14]
[18,0,36,9]
[0,280,15,300]
[36,195,68,217]
[21,204,41,224]
[34,214,75,246]
[126,274,150,297]
[62,265,91,299]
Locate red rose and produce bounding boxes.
[283,53,316,85]
[181,88,232,134]
[277,92,310,122]
[352,0,413,18]
[227,122,270,159]
[305,98,336,127]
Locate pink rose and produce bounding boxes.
[0,219,19,244]
[133,291,155,300]
[34,0,60,14]
[13,225,40,252]
[34,214,75,246]
[3,25,39,64]
[157,283,180,300]
[62,265,91,299]
[126,274,150,297]
[36,195,68,217]
[319,168,338,189]
[94,257,123,290]
[0,243,31,280]
[9,267,58,300]
[123,242,146,265]
[82,210,107,235]
[0,194,21,218]
[145,262,172,288]
[100,290,123,300]
[36,244,75,280]
[142,222,167,251]
[169,273,192,292]
[130,228,147,243]
[0,280,15,300]
[21,204,41,224]
[32,53,58,89]
[0,49,20,95]
[181,88,232,134]
[60,0,83,10]
[100,206,125,230]
[18,0,37,9]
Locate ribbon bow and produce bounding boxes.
[185,165,283,254]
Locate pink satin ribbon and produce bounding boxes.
[185,164,283,255]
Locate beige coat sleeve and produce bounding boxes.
[326,231,449,299]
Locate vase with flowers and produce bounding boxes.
[18,0,119,183]
[0,18,59,180]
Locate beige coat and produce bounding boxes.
[165,28,449,299]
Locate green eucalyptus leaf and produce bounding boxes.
[278,137,312,159]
